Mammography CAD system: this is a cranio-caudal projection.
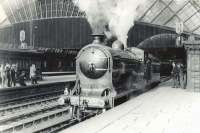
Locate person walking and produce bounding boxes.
[183,64,187,89]
[177,63,187,89]
[0,64,5,87]
[10,64,16,87]
[144,57,152,83]
[30,64,37,84]
[171,61,175,87]
[5,64,11,87]
[177,63,182,87]
[17,71,27,86]
[171,62,179,88]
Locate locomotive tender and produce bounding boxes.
[60,34,160,113]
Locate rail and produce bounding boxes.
[0,81,74,104]
[42,71,75,76]
[0,80,75,133]
[0,106,70,133]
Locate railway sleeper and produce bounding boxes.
[0,90,62,107]
[0,102,63,125]
[0,106,70,133]
[36,110,96,133]
[0,96,59,115]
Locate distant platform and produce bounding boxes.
[36,75,76,84]
[42,71,75,76]
[0,75,76,89]
[61,80,200,133]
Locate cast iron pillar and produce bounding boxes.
[183,36,200,91]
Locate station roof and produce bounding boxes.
[137,0,200,35]
[0,0,200,36]
[137,33,178,49]
[0,0,85,27]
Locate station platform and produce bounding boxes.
[37,75,76,84]
[61,80,200,133]
[0,75,76,89]
[42,71,75,76]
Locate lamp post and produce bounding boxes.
[175,21,184,47]
[33,25,38,49]
[30,20,32,48]
[30,19,38,49]
[20,30,25,48]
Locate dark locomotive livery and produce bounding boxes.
[60,34,160,114]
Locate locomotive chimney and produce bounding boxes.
[91,34,105,44]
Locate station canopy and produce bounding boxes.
[0,0,200,35]
[0,0,85,27]
[136,0,200,35]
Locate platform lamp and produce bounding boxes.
[19,30,27,49]
[30,19,38,49]
[175,21,184,47]
[33,25,38,49]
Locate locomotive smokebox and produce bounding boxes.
[91,34,105,44]
[78,45,108,79]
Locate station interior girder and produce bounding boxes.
[0,0,200,64]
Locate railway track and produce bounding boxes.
[0,91,62,114]
[37,77,171,133]
[38,77,172,133]
[0,78,170,133]
[0,96,60,121]
[0,96,70,133]
[0,98,95,133]
[0,105,71,133]
[37,111,97,133]
[0,92,99,133]
[0,81,76,133]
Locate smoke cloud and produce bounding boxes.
[73,0,146,47]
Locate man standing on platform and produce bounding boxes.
[30,64,37,85]
[144,56,152,84]
[171,62,179,88]
[17,71,27,86]
[0,64,5,87]
[10,64,17,87]
[5,64,11,87]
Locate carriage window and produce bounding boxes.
[152,64,160,73]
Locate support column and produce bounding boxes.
[183,36,200,92]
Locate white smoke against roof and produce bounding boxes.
[0,4,6,22]
[174,0,188,3]
[73,0,147,47]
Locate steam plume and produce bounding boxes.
[73,0,146,47]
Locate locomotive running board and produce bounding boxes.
[115,89,141,99]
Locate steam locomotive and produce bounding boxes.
[59,34,160,116]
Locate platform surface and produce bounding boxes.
[61,80,200,133]
[0,75,76,89]
[38,75,76,84]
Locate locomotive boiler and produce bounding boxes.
[59,34,160,114]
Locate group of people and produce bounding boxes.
[171,61,186,88]
[0,63,38,88]
[0,63,18,87]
